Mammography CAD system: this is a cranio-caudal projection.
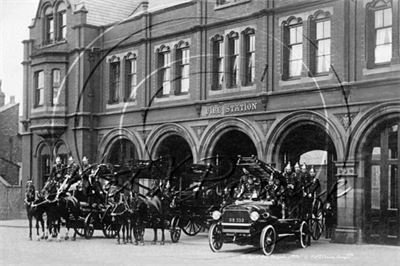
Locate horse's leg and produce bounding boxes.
[160,226,165,245]
[40,217,45,239]
[116,224,121,244]
[28,213,32,240]
[152,228,157,245]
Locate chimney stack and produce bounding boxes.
[10,96,15,104]
[0,80,5,107]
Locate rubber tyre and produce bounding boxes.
[260,225,276,256]
[208,223,223,252]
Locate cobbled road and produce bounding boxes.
[1,220,399,266]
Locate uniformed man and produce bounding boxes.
[300,163,313,219]
[60,156,80,192]
[237,168,261,200]
[48,156,65,184]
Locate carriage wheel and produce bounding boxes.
[74,227,85,237]
[208,223,223,252]
[101,207,117,238]
[299,221,310,248]
[170,216,181,243]
[181,216,203,236]
[260,225,276,256]
[311,199,324,240]
[84,213,95,239]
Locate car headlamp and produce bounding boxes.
[212,210,221,220]
[250,211,260,221]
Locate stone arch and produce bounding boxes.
[98,128,144,162]
[145,123,198,161]
[199,117,264,160]
[348,101,400,161]
[265,110,345,164]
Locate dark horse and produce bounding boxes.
[24,180,46,240]
[43,180,81,241]
[132,179,172,245]
[110,192,133,244]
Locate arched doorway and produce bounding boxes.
[155,134,193,168]
[278,124,337,194]
[154,134,193,189]
[55,142,69,165]
[212,130,257,158]
[276,123,338,237]
[211,130,258,178]
[363,120,399,244]
[38,144,51,188]
[107,138,138,165]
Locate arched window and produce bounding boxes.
[211,34,224,90]
[226,31,239,88]
[309,11,331,75]
[55,142,69,165]
[124,53,137,101]
[156,45,171,97]
[108,56,121,104]
[282,17,303,79]
[43,6,54,44]
[366,0,392,67]
[242,28,256,86]
[175,41,190,95]
[56,2,67,40]
[38,144,51,187]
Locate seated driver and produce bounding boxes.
[237,168,261,200]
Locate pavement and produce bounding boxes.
[0,219,399,266]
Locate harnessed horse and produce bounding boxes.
[24,180,46,240]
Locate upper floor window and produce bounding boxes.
[175,44,190,95]
[44,7,54,44]
[211,35,224,90]
[309,12,331,75]
[51,69,61,106]
[34,71,44,107]
[125,53,137,101]
[56,3,67,41]
[282,17,303,79]
[157,46,171,97]
[109,58,120,104]
[243,29,256,85]
[227,31,239,88]
[367,0,392,67]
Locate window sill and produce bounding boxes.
[215,0,251,10]
[40,40,67,48]
[106,101,137,110]
[279,74,333,86]
[209,84,256,95]
[363,64,400,76]
[31,106,66,113]
[154,94,190,103]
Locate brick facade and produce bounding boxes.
[21,0,400,244]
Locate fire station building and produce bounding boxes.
[21,0,400,245]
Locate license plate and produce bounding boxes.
[228,217,245,223]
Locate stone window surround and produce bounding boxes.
[209,25,257,96]
[40,1,68,46]
[106,50,139,110]
[279,7,334,85]
[153,39,192,103]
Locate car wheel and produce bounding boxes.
[209,223,223,252]
[260,225,276,256]
[299,221,310,248]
